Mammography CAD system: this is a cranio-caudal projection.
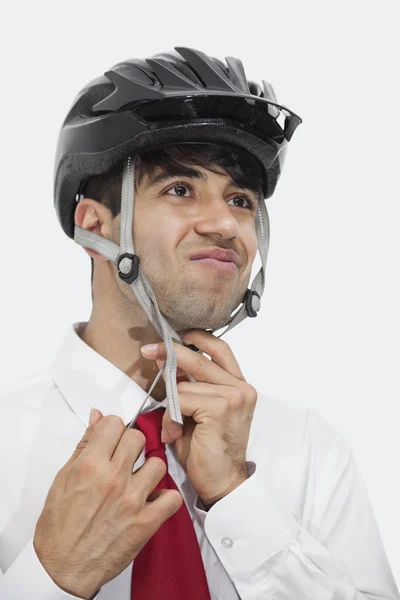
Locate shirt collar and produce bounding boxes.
[49,322,168,428]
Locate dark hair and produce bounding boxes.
[83,143,265,285]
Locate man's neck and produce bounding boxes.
[80,314,168,402]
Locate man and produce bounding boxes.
[0,47,398,599]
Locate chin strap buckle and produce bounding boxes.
[244,289,261,318]
[117,253,140,284]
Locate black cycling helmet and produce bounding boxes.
[54,46,302,239]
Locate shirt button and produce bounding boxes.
[221,537,233,548]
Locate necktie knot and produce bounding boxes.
[135,407,166,458]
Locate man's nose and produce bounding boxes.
[194,198,239,239]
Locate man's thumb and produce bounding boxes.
[67,407,104,465]
[89,407,103,427]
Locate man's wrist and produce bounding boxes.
[200,470,249,510]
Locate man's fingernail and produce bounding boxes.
[161,429,167,443]
[141,343,159,357]
[89,407,96,425]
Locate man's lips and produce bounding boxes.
[189,248,240,267]
[190,257,237,273]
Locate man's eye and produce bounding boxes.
[166,184,191,197]
[228,196,257,211]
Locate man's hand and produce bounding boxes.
[33,411,182,600]
[141,330,258,506]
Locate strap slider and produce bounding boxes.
[244,289,261,318]
[117,253,140,284]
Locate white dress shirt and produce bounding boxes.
[0,322,398,600]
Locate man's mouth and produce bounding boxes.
[190,257,237,273]
[189,247,240,273]
[189,247,240,265]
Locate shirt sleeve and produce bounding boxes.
[194,441,400,599]
[0,538,102,599]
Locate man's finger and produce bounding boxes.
[64,408,104,467]
[182,330,245,380]
[147,330,244,384]
[161,406,184,444]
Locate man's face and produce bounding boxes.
[113,163,260,331]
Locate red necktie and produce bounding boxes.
[130,407,212,600]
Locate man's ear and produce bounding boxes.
[74,198,113,261]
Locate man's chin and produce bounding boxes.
[160,295,242,332]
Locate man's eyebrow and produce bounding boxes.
[147,167,261,200]
[147,168,206,187]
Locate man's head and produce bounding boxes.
[54,47,301,336]
[75,143,264,331]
